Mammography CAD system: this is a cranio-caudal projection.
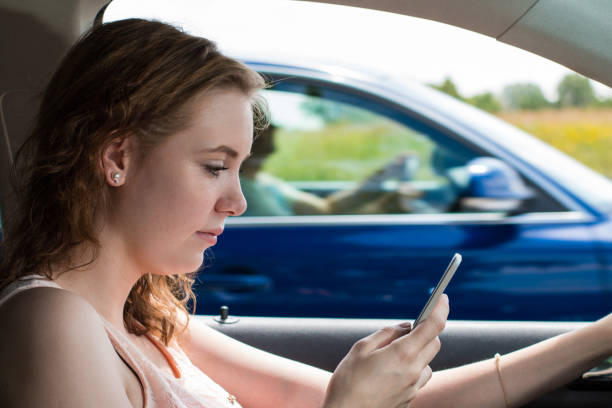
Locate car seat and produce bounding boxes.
[0,90,40,229]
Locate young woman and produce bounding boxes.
[0,18,610,408]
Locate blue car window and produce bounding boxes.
[241,88,483,216]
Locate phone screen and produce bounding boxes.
[413,253,462,327]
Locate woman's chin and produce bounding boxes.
[153,259,203,277]
[182,254,206,274]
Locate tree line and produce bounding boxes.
[430,73,612,113]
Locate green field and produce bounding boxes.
[260,108,612,181]
[262,120,436,181]
[498,108,612,178]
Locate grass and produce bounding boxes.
[498,108,612,178]
[262,119,436,181]
[260,108,612,181]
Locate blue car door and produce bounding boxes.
[194,75,609,321]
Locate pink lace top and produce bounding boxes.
[0,276,243,408]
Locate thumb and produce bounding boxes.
[357,322,412,353]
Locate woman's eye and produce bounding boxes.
[205,165,229,176]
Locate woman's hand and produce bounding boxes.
[322,294,449,408]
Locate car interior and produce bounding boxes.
[2,1,612,406]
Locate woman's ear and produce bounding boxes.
[101,136,135,187]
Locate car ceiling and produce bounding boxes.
[1,0,611,90]
[303,0,612,89]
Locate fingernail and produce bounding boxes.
[399,322,412,329]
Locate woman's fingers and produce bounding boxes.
[399,366,433,408]
[323,295,450,408]
[405,294,449,349]
[353,322,412,354]
[367,292,448,354]
[382,294,447,374]
[415,365,433,389]
[416,335,442,368]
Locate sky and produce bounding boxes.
[105,0,612,101]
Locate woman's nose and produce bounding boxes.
[216,178,247,216]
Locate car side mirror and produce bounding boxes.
[460,157,533,213]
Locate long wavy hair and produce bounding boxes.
[0,18,267,345]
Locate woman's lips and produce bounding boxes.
[196,231,218,245]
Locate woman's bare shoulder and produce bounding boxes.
[0,285,100,327]
[0,287,134,407]
[0,286,109,350]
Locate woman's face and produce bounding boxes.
[109,89,253,276]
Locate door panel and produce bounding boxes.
[196,217,608,321]
[201,316,612,407]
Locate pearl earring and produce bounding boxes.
[111,172,121,184]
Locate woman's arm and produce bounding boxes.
[179,295,449,408]
[411,315,612,408]
[182,298,612,408]
[178,317,332,408]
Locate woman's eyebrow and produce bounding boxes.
[197,145,238,158]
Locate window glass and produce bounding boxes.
[104,0,612,214]
[241,89,480,216]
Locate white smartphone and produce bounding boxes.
[413,253,462,328]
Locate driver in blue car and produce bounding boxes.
[1,18,612,408]
[241,124,422,216]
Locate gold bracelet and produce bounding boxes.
[494,353,511,408]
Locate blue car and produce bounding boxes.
[193,59,612,322]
